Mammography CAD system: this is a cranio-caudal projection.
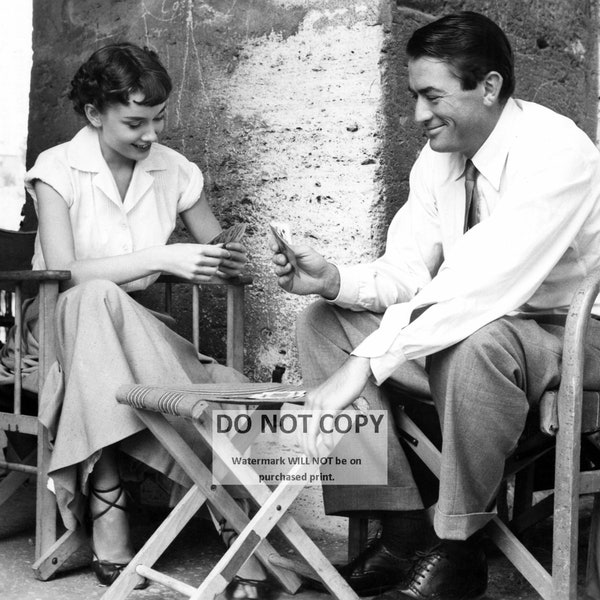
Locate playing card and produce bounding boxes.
[210,223,247,245]
[269,221,298,272]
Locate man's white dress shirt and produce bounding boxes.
[332,99,600,384]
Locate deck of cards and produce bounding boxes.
[209,223,246,245]
[269,221,299,272]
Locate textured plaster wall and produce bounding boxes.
[377,0,599,246]
[24,0,599,542]
[25,0,387,384]
[25,0,598,384]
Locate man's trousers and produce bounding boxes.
[296,300,600,539]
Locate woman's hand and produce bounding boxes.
[161,243,232,283]
[217,242,248,278]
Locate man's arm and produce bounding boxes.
[272,245,341,298]
[327,151,444,312]
[301,355,372,458]
[356,140,600,384]
[273,150,443,310]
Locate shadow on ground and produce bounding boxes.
[0,483,593,599]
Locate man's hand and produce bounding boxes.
[271,242,341,298]
[301,355,372,459]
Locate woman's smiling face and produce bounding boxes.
[87,91,166,165]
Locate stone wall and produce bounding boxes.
[26,0,598,384]
[377,0,598,244]
[26,0,388,384]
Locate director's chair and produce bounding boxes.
[100,382,360,600]
[0,227,81,580]
[0,230,253,582]
[393,268,600,600]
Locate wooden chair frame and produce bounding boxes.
[393,267,600,600]
[157,274,251,373]
[0,228,74,579]
[103,383,360,600]
[0,227,253,581]
[33,274,254,581]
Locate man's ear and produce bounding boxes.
[84,103,103,128]
[482,71,503,106]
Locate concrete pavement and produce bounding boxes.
[0,481,589,600]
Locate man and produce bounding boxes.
[272,11,600,600]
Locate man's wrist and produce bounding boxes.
[320,263,341,300]
[349,354,372,378]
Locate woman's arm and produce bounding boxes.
[36,181,230,289]
[179,189,221,243]
[180,190,248,278]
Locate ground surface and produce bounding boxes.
[2,482,593,600]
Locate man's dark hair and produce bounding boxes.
[406,12,515,103]
[69,42,172,115]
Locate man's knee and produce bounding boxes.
[296,299,335,342]
[428,318,531,411]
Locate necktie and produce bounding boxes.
[464,159,481,232]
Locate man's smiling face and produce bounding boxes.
[408,57,494,158]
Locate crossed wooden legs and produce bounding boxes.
[101,406,359,600]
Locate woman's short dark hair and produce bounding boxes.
[68,42,172,115]
[406,12,515,103]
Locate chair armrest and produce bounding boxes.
[156,274,253,286]
[561,267,600,391]
[0,270,71,283]
[551,267,600,459]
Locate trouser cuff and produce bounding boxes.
[433,504,495,540]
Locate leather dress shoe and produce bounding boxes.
[336,540,411,596]
[373,541,487,600]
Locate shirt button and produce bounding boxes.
[121,222,128,230]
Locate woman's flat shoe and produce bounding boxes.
[91,554,149,589]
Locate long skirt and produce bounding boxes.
[0,279,246,530]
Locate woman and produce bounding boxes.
[21,42,267,598]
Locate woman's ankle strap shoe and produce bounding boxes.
[91,554,149,589]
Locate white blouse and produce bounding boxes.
[25,125,203,291]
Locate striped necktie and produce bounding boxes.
[464,159,481,232]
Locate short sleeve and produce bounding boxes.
[177,160,204,213]
[24,149,74,209]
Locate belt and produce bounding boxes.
[526,314,600,327]
[528,314,568,327]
